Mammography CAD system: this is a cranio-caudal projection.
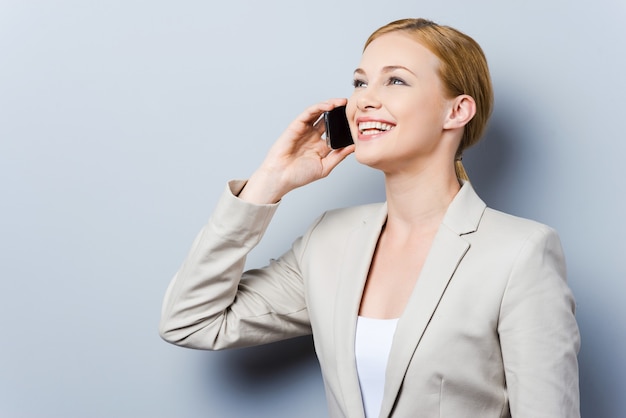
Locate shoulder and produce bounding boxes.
[445,181,560,247]
[319,202,385,225]
[479,207,560,244]
[297,202,385,247]
[455,193,566,278]
[470,207,566,285]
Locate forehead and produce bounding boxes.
[358,32,440,74]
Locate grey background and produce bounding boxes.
[1,0,624,417]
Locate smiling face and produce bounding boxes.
[346,32,460,175]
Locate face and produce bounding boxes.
[346,32,455,174]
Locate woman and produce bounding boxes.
[159,18,580,417]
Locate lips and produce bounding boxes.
[357,120,396,137]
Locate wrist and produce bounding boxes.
[238,169,289,204]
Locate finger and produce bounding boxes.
[313,98,349,135]
[300,98,348,126]
[313,115,326,134]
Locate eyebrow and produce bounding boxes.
[353,65,417,77]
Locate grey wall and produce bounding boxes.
[1,1,624,417]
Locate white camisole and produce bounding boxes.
[355,316,399,418]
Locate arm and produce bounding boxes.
[159,99,354,349]
[159,180,314,349]
[498,226,580,417]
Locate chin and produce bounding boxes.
[354,146,385,170]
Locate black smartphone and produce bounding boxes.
[324,105,354,149]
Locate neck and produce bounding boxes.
[383,167,461,233]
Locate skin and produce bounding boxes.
[240,31,476,318]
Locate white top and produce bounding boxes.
[355,316,399,418]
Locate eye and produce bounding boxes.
[352,78,367,88]
[388,77,407,86]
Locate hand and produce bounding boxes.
[239,99,355,204]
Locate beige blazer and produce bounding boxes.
[160,180,580,418]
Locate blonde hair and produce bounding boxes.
[365,18,494,181]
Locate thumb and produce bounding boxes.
[321,145,355,177]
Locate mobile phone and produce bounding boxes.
[324,105,354,149]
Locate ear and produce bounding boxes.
[443,94,476,130]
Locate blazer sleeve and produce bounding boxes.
[498,225,580,417]
[159,180,313,350]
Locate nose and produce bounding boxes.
[356,87,382,111]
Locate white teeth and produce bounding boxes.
[358,121,394,134]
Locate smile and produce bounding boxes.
[358,121,395,136]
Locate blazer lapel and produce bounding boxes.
[333,202,388,418]
[380,181,486,417]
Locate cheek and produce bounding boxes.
[345,97,358,137]
[346,96,357,119]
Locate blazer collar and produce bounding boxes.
[332,181,486,417]
[440,179,487,236]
